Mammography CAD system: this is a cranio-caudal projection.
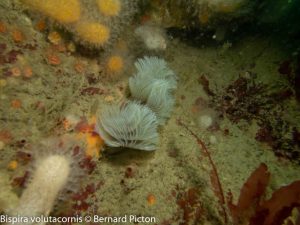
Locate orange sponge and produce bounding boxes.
[21,0,81,23]
[75,22,110,46]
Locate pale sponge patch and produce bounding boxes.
[75,22,110,45]
[13,155,71,217]
[21,0,81,23]
[6,136,85,222]
[97,0,121,17]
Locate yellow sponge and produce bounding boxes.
[22,0,81,23]
[75,22,110,46]
[97,0,121,17]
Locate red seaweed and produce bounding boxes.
[0,129,13,143]
[295,57,300,101]
[225,162,300,225]
[79,156,96,174]
[176,187,203,225]
[177,119,228,224]
[6,49,22,64]
[198,74,215,96]
[0,43,7,54]
[292,128,300,147]
[255,126,274,144]
[74,117,94,133]
[278,60,292,76]
[16,151,32,164]
[80,87,104,96]
[227,163,270,224]
[270,89,293,101]
[12,171,29,188]
[124,166,135,178]
[72,184,96,211]
[21,43,38,50]
[250,180,300,225]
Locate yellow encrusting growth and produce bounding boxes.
[147,194,156,205]
[85,133,104,158]
[198,6,211,25]
[8,160,18,170]
[107,55,124,73]
[74,116,104,158]
[97,0,121,17]
[75,22,110,45]
[21,0,81,23]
